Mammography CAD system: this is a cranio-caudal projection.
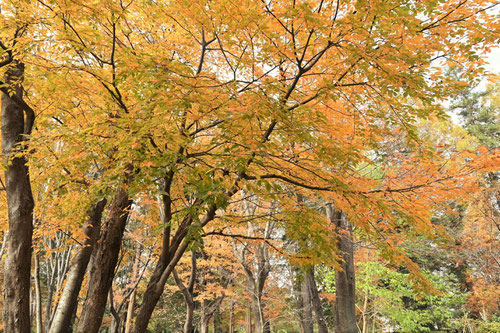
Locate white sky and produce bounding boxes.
[486,47,500,74]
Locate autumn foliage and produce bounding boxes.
[0,0,499,332]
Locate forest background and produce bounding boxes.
[0,0,499,332]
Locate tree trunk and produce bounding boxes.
[109,288,124,333]
[229,302,235,333]
[75,187,132,333]
[184,300,195,333]
[200,302,209,333]
[306,267,329,333]
[212,308,219,333]
[44,263,55,332]
[299,274,313,333]
[43,236,73,332]
[49,199,106,333]
[235,221,272,333]
[328,206,357,333]
[131,204,217,333]
[246,304,253,333]
[124,288,137,333]
[172,252,196,333]
[124,244,142,333]
[34,254,44,333]
[131,238,176,333]
[2,60,35,333]
[252,295,271,333]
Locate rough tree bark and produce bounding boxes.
[327,205,357,333]
[75,187,132,333]
[49,199,106,333]
[1,60,36,333]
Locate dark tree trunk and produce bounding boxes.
[1,61,35,333]
[75,188,132,333]
[328,206,357,333]
[130,217,190,333]
[305,267,329,333]
[131,172,191,333]
[131,204,216,333]
[49,199,106,333]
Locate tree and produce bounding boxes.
[0,0,498,331]
[451,83,500,149]
[235,223,273,333]
[172,252,197,333]
[356,259,469,332]
[452,82,500,324]
[0,21,36,332]
[327,206,357,333]
[49,200,106,333]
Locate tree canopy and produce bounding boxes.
[0,0,498,332]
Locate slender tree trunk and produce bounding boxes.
[130,173,184,333]
[306,267,329,333]
[213,308,219,333]
[327,206,357,333]
[131,204,216,333]
[200,296,225,333]
[109,288,124,333]
[43,236,72,332]
[184,301,195,333]
[49,199,106,333]
[0,232,8,259]
[131,246,176,333]
[292,266,306,333]
[254,245,271,333]
[251,290,270,333]
[172,252,196,333]
[30,280,35,329]
[229,302,235,333]
[252,297,263,333]
[75,187,132,333]
[44,262,55,332]
[124,244,142,333]
[34,254,44,333]
[200,301,209,333]
[300,274,313,333]
[2,61,35,333]
[124,287,138,333]
[246,304,253,333]
[361,289,368,333]
[236,222,272,333]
